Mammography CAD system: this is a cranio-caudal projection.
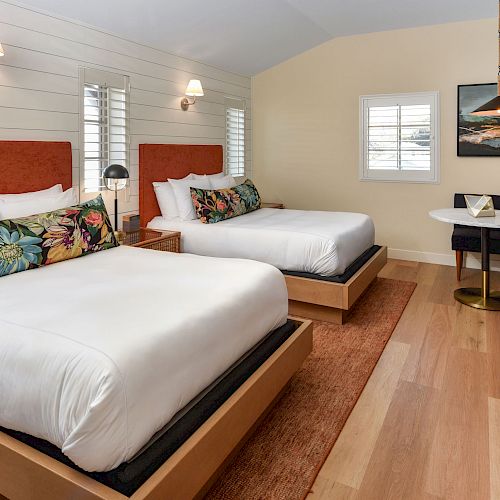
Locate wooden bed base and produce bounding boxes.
[0,319,312,500]
[287,246,387,324]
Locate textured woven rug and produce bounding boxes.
[206,277,416,500]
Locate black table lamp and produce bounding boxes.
[103,164,129,230]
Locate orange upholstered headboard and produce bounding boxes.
[0,141,72,194]
[139,144,223,226]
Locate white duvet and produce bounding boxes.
[149,208,375,276]
[0,246,288,472]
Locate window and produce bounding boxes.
[80,68,130,192]
[360,92,439,183]
[225,98,246,177]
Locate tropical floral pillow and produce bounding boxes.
[190,179,261,224]
[0,195,118,278]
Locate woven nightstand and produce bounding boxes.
[122,228,181,253]
[261,202,285,209]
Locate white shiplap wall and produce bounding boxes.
[0,0,252,221]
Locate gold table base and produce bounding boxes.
[454,287,500,311]
[452,225,500,311]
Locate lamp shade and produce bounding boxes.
[0,43,4,57]
[471,1,500,116]
[185,79,204,97]
[470,95,500,116]
[103,164,129,191]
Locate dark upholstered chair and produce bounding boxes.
[453,193,500,280]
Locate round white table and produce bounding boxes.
[430,208,500,310]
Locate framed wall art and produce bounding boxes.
[457,83,500,156]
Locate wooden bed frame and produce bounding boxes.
[139,143,387,324]
[0,140,314,499]
[286,246,387,324]
[0,319,312,500]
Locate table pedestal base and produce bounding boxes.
[452,228,500,311]
[454,288,500,311]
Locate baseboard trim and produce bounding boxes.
[388,248,500,272]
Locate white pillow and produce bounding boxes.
[191,172,224,181]
[210,175,237,190]
[0,187,78,220]
[152,174,193,219]
[153,182,179,219]
[168,176,211,220]
[0,184,62,202]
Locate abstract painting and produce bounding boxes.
[458,83,500,156]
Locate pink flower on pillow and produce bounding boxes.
[84,211,103,227]
[216,200,226,211]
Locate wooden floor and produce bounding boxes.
[308,259,500,500]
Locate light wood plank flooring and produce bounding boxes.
[308,259,500,500]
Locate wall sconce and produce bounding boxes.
[0,44,4,57]
[180,79,204,110]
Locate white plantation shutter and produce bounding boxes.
[80,68,130,192]
[360,92,439,183]
[225,98,246,177]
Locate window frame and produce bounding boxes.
[225,97,246,178]
[79,67,130,193]
[359,91,440,184]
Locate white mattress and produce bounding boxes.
[149,208,375,276]
[0,246,288,472]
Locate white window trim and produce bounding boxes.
[79,67,130,193]
[225,97,246,178]
[359,91,440,184]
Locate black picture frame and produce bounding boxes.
[457,83,500,157]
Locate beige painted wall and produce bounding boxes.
[252,19,499,265]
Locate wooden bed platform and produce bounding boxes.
[287,246,387,324]
[0,318,312,500]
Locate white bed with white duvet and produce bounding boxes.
[148,208,375,277]
[0,245,288,472]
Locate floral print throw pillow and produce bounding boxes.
[190,179,262,224]
[0,195,118,278]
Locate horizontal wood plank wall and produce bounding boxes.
[0,1,252,223]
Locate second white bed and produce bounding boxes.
[149,208,375,277]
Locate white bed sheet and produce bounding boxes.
[0,246,287,472]
[149,208,375,276]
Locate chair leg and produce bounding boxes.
[456,250,464,281]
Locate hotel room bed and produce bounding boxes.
[0,245,288,472]
[148,207,375,277]
[139,143,387,324]
[0,140,313,500]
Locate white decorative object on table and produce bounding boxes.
[464,195,495,217]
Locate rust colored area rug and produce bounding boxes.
[206,278,416,500]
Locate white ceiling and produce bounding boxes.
[14,0,496,75]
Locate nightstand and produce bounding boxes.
[122,228,181,253]
[261,202,285,209]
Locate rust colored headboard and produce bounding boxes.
[139,144,223,226]
[0,141,72,194]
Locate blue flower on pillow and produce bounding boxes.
[0,226,43,276]
[237,182,260,209]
